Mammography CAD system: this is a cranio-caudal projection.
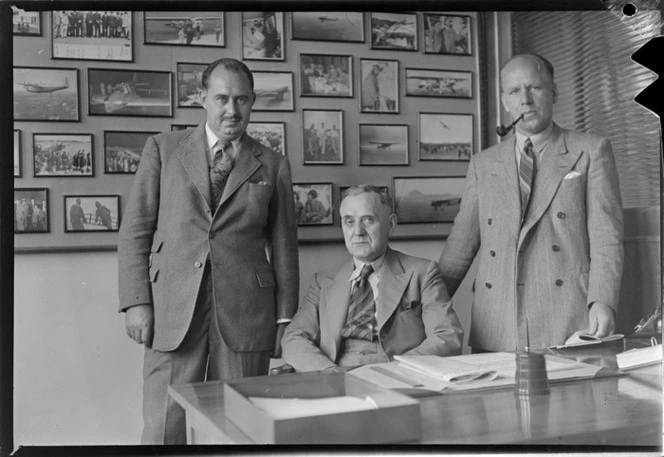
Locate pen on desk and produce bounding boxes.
[370,366,423,387]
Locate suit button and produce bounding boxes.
[488,218,492,225]
[194,261,203,268]
[209,233,215,240]
[490,250,496,257]
[485,282,492,289]
[555,279,563,286]
[557,212,566,219]
[552,245,560,252]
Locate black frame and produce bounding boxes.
[241,12,285,61]
[176,62,206,108]
[13,66,80,122]
[14,187,50,234]
[13,130,21,178]
[422,13,472,56]
[247,122,287,156]
[13,9,41,36]
[299,53,353,98]
[405,68,473,99]
[33,133,94,177]
[293,182,335,226]
[418,112,474,161]
[171,124,198,131]
[393,176,466,224]
[291,12,365,43]
[143,11,225,48]
[63,194,121,233]
[369,12,418,51]
[252,71,295,112]
[302,109,344,165]
[103,130,158,174]
[358,124,409,166]
[360,58,400,114]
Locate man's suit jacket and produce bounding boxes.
[282,248,463,372]
[118,125,299,352]
[439,123,623,351]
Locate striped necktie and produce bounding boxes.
[210,141,234,210]
[519,138,535,220]
[340,264,376,341]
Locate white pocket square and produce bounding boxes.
[563,171,581,180]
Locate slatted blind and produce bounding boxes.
[511,10,661,208]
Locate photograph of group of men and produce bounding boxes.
[14,190,48,233]
[53,11,130,40]
[303,110,343,164]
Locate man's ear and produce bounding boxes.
[500,91,510,113]
[251,91,256,107]
[200,89,207,106]
[551,83,558,104]
[388,213,398,234]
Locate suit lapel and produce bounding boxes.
[489,137,522,224]
[219,134,262,207]
[177,125,212,208]
[324,261,354,361]
[376,249,411,331]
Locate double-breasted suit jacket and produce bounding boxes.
[282,248,463,372]
[118,125,299,352]
[439,123,623,351]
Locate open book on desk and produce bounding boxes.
[350,352,607,394]
[549,331,624,349]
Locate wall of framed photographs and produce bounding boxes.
[13,9,484,250]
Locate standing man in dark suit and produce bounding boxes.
[439,53,623,352]
[118,58,299,444]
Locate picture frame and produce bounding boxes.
[419,113,473,161]
[242,12,284,61]
[104,130,157,174]
[87,68,172,117]
[14,188,49,234]
[291,12,364,42]
[302,110,344,165]
[51,11,133,61]
[144,12,225,47]
[293,183,334,226]
[13,8,41,36]
[300,54,353,98]
[247,122,286,156]
[252,71,295,111]
[176,62,206,108]
[14,130,21,177]
[370,12,418,51]
[423,13,472,56]
[405,68,472,99]
[64,195,121,232]
[360,59,399,113]
[359,124,409,166]
[13,67,80,122]
[33,133,94,177]
[393,176,466,224]
[171,124,197,131]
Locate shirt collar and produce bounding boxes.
[515,122,554,155]
[349,253,386,282]
[205,122,242,160]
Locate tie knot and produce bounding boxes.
[524,138,534,151]
[358,264,374,281]
[213,141,232,158]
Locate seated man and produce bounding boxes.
[282,185,463,372]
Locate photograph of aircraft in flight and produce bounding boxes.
[144,11,224,47]
[393,176,465,224]
[13,67,79,121]
[252,71,295,111]
[419,113,473,161]
[291,12,364,42]
[359,124,409,166]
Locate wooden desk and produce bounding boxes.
[168,348,662,445]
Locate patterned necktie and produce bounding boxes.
[341,264,376,341]
[210,141,234,210]
[519,138,536,220]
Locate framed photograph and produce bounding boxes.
[176,62,206,108]
[302,110,343,165]
[291,12,364,42]
[171,124,198,131]
[13,67,79,121]
[144,11,225,47]
[293,183,333,226]
[242,12,284,60]
[33,133,94,177]
[359,124,409,166]
[252,71,294,111]
[87,68,172,117]
[13,7,41,36]
[419,113,473,161]
[393,176,466,224]
[360,59,399,113]
[370,12,418,51]
[14,130,21,177]
[51,11,133,61]
[405,68,472,99]
[423,13,472,55]
[300,54,353,97]
[14,188,49,234]
[104,130,156,174]
[247,122,286,156]
[64,195,120,232]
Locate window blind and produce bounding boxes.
[511,10,661,208]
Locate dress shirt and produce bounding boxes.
[349,254,386,304]
[205,123,242,165]
[514,121,554,168]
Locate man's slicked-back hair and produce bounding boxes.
[202,57,254,91]
[341,185,394,213]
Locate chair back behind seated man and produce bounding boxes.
[282,185,463,372]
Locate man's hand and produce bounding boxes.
[271,322,288,358]
[125,304,154,347]
[586,302,615,338]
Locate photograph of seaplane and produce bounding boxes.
[370,12,418,51]
[405,68,472,98]
[144,11,224,47]
[291,12,364,42]
[252,71,294,111]
[419,113,473,161]
[88,68,172,117]
[394,176,466,224]
[104,130,157,174]
[359,124,409,165]
[14,67,80,121]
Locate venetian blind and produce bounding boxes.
[511,10,661,208]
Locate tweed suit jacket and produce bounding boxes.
[439,123,623,351]
[282,248,463,372]
[118,125,299,352]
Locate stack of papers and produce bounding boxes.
[248,396,378,419]
[393,355,499,383]
[549,331,624,349]
[616,344,662,370]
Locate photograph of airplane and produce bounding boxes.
[291,12,364,42]
[13,67,79,121]
[370,12,418,51]
[419,113,473,161]
[252,71,294,111]
[144,11,224,47]
[394,176,466,224]
[51,11,132,61]
[359,124,409,165]
[405,68,472,98]
[88,68,172,117]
